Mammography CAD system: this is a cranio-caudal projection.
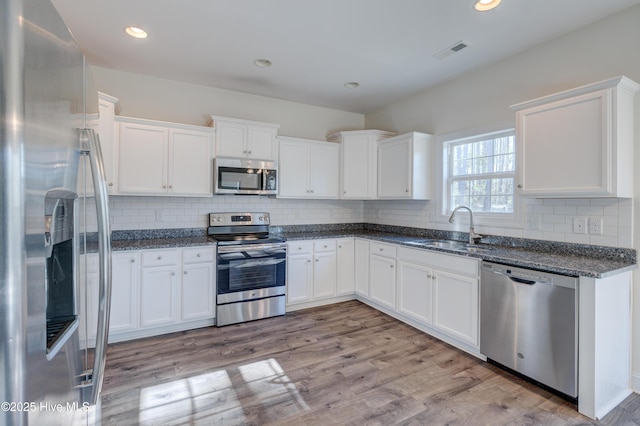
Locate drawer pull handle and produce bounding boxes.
[157,256,162,260]
[197,253,201,257]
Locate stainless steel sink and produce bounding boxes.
[424,240,493,253]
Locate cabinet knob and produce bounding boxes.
[168,185,173,189]
[298,247,302,250]
[405,189,409,193]
[323,245,328,248]
[130,259,135,263]
[432,275,436,280]
[108,183,114,187]
[307,259,311,263]
[243,150,247,154]
[316,259,319,262]
[248,150,252,154]
[157,256,162,260]
[338,245,342,249]
[184,271,188,275]
[390,264,394,268]
[379,248,384,252]
[310,190,314,193]
[517,184,523,189]
[171,272,176,276]
[197,253,201,257]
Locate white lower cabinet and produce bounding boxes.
[397,260,433,324]
[110,251,140,334]
[286,238,355,309]
[432,269,479,346]
[286,241,314,305]
[369,242,397,310]
[354,239,370,297]
[396,246,480,349]
[82,246,215,346]
[181,247,216,321]
[336,238,355,295]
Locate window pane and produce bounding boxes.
[445,131,515,217]
[451,180,469,196]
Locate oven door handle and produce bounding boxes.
[217,243,287,254]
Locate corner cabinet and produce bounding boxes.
[278,136,340,199]
[209,115,279,160]
[117,117,214,196]
[328,130,395,199]
[377,132,433,199]
[511,76,639,198]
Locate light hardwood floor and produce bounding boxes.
[98,300,639,425]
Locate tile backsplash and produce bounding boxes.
[107,195,633,248]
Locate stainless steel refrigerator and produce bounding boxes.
[1,0,112,424]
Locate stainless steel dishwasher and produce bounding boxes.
[480,262,578,402]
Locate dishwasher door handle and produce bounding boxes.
[509,276,536,285]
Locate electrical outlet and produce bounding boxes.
[572,217,587,234]
[589,217,603,235]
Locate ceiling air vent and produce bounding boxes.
[433,40,470,60]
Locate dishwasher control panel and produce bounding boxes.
[481,262,577,289]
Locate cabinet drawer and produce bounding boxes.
[287,241,313,255]
[370,242,397,258]
[314,239,336,253]
[182,246,215,264]
[141,249,180,267]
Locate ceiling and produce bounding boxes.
[51,0,640,114]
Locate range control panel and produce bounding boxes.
[209,212,270,227]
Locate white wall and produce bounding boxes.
[365,4,640,390]
[91,66,364,140]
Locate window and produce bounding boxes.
[443,130,515,216]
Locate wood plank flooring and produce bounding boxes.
[98,300,640,425]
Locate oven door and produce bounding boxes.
[217,244,286,299]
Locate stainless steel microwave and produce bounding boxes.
[214,157,278,195]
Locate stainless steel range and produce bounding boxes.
[208,212,286,326]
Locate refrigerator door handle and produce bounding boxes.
[80,128,112,405]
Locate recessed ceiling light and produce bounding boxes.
[474,0,501,12]
[253,58,272,68]
[125,26,148,39]
[344,82,360,89]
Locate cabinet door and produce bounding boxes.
[169,128,213,196]
[354,239,370,297]
[181,263,215,321]
[432,269,478,346]
[247,126,277,160]
[278,141,309,197]
[98,94,118,193]
[369,254,396,309]
[110,252,139,334]
[341,135,376,199]
[216,121,247,157]
[286,253,313,305]
[378,137,411,198]
[336,239,355,296]
[313,251,337,299]
[309,143,340,198]
[140,265,179,327]
[517,89,610,197]
[397,260,433,324]
[118,122,168,194]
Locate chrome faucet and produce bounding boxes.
[448,205,483,244]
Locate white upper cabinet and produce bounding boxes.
[209,115,279,160]
[328,130,395,199]
[377,132,433,199]
[97,92,120,193]
[117,117,214,196]
[511,76,639,198]
[278,136,339,199]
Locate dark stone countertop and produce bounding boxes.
[106,225,636,279]
[276,229,636,279]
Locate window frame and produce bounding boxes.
[436,128,524,228]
